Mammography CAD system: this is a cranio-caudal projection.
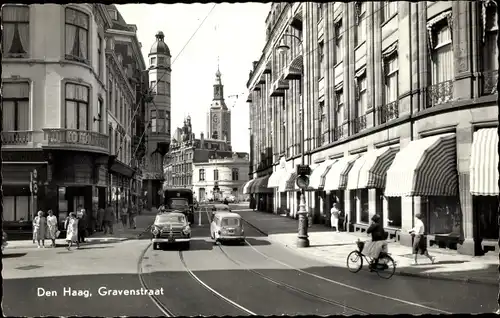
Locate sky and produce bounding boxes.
[117,3,271,154]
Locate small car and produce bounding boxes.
[210,212,245,244]
[151,212,191,250]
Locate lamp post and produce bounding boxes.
[276,33,310,248]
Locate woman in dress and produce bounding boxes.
[330,203,340,233]
[65,212,79,250]
[32,211,47,248]
[46,210,58,247]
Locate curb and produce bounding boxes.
[241,219,268,237]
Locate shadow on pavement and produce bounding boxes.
[2,252,27,258]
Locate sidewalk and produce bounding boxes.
[235,208,498,286]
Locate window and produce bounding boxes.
[3,196,30,221]
[334,20,343,64]
[120,96,124,124]
[214,169,219,181]
[108,78,113,113]
[115,83,118,116]
[109,9,118,20]
[151,109,166,133]
[317,3,324,21]
[65,83,89,130]
[355,74,367,117]
[318,101,327,144]
[150,80,157,94]
[97,35,103,78]
[65,8,89,64]
[383,54,399,104]
[150,57,156,66]
[2,82,30,131]
[382,1,398,23]
[335,89,344,128]
[2,5,30,58]
[430,22,453,84]
[199,169,205,181]
[483,4,498,71]
[212,131,219,139]
[115,130,119,155]
[232,168,239,181]
[158,56,166,65]
[157,81,168,95]
[318,41,325,79]
[354,2,366,46]
[166,82,171,97]
[108,125,113,152]
[387,197,402,228]
[98,98,104,133]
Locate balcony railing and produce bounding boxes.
[378,101,399,124]
[482,69,498,96]
[426,80,453,108]
[44,128,109,151]
[1,131,33,145]
[350,115,367,135]
[333,124,347,141]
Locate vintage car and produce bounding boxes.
[210,212,245,244]
[151,212,191,250]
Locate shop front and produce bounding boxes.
[469,127,499,255]
[268,157,288,214]
[249,175,273,212]
[307,159,337,225]
[385,133,461,250]
[280,168,298,218]
[323,154,360,231]
[346,146,398,235]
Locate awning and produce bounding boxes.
[283,171,298,192]
[308,159,336,190]
[243,179,255,194]
[470,128,499,196]
[385,133,457,197]
[249,175,273,194]
[346,147,399,190]
[323,154,361,191]
[268,167,286,188]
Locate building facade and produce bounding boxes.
[1,3,146,227]
[140,31,172,209]
[245,1,498,256]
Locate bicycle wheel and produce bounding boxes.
[346,250,363,273]
[376,254,396,279]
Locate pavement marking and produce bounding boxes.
[178,251,257,316]
[244,240,452,315]
[137,243,175,317]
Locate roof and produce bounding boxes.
[149,31,171,56]
[213,211,241,218]
[156,211,185,217]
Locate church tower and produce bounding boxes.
[207,62,231,143]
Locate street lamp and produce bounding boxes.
[275,32,310,248]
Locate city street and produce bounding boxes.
[3,204,496,316]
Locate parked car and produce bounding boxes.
[210,212,245,245]
[151,212,191,250]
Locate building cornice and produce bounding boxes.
[105,50,135,103]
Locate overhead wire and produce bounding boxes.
[116,3,218,159]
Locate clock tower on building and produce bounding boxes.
[207,63,231,143]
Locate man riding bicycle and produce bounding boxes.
[366,214,387,270]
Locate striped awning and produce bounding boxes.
[470,128,499,196]
[323,154,360,191]
[346,147,399,190]
[243,179,255,194]
[268,167,286,188]
[284,171,298,192]
[385,133,457,197]
[308,159,336,190]
[249,175,273,194]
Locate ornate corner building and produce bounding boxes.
[1,4,147,231]
[244,1,498,256]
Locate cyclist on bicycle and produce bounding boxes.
[366,214,385,270]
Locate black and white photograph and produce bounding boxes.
[1,1,499,316]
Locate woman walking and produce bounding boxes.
[330,203,341,232]
[65,212,79,250]
[409,212,436,265]
[33,211,47,248]
[121,204,128,228]
[46,210,58,247]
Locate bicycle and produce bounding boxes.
[346,240,397,279]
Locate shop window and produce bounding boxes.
[359,189,369,223]
[422,196,461,236]
[3,196,30,221]
[387,197,402,228]
[473,196,499,240]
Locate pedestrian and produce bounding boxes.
[223,197,229,205]
[249,195,256,211]
[32,210,47,248]
[330,203,341,232]
[65,212,79,250]
[128,203,137,229]
[409,212,436,265]
[366,214,387,270]
[77,207,87,243]
[121,204,128,228]
[97,207,104,232]
[103,204,115,235]
[46,210,58,247]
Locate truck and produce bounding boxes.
[163,188,195,224]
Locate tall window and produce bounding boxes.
[108,78,113,113]
[151,109,166,133]
[115,130,119,156]
[355,74,367,118]
[483,3,498,71]
[150,80,157,94]
[3,196,30,221]
[65,83,89,130]
[334,20,343,64]
[150,57,156,66]
[354,2,366,47]
[97,34,103,78]
[383,53,399,104]
[157,81,167,95]
[430,22,453,84]
[165,111,171,133]
[317,3,324,21]
[98,98,104,133]
[65,8,89,64]
[318,41,325,79]
[214,169,219,181]
[2,5,30,58]
[108,125,113,152]
[319,101,327,144]
[114,83,118,116]
[158,56,166,66]
[381,1,398,23]
[2,82,29,131]
[120,96,124,124]
[166,82,171,97]
[199,169,205,181]
[232,168,239,181]
[336,88,344,128]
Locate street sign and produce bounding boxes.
[296,175,310,189]
[296,164,311,176]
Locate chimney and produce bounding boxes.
[200,132,204,149]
